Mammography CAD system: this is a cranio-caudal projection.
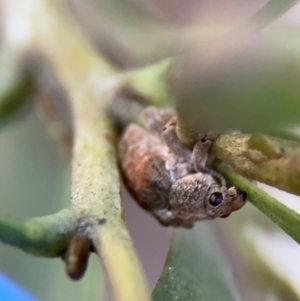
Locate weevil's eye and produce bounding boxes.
[209,192,223,207]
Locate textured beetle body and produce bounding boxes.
[119,125,181,209]
[119,108,247,228]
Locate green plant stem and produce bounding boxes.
[0,210,77,257]
[210,133,300,196]
[70,92,150,301]
[216,165,300,244]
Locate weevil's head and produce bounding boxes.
[169,173,247,221]
[204,185,247,219]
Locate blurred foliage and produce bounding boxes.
[1,0,300,300]
[66,0,174,67]
[153,225,241,301]
[0,49,33,127]
[176,26,300,140]
[223,194,300,301]
[246,0,300,30]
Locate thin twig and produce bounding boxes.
[0,210,77,257]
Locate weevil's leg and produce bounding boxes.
[153,209,194,228]
[162,118,191,161]
[141,106,175,134]
[141,106,191,160]
[174,219,194,228]
[193,136,226,187]
[141,106,164,133]
[159,108,176,123]
[199,132,220,142]
[170,219,194,228]
[192,139,211,173]
[153,209,177,226]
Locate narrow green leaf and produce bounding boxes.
[217,165,300,244]
[152,226,240,301]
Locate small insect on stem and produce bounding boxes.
[119,106,247,228]
[64,235,91,280]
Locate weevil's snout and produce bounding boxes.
[227,187,247,211]
[236,188,247,201]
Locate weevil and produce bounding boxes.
[119,107,246,228]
